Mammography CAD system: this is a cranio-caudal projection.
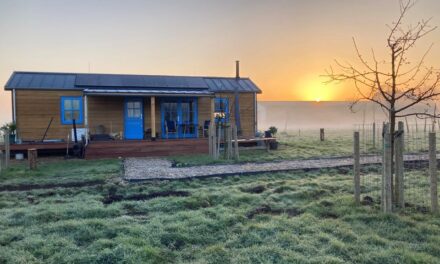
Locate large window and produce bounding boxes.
[214,98,229,123]
[61,96,83,125]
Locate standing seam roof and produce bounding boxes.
[5,71,262,93]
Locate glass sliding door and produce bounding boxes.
[162,101,179,139]
[160,98,198,139]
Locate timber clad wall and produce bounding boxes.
[16,90,83,141]
[217,93,256,138]
[16,91,256,141]
[88,96,124,135]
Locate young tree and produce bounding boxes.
[325,0,440,202]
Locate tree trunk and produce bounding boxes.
[389,110,396,205]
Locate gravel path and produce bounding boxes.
[124,153,437,181]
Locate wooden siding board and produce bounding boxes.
[88,96,124,135]
[16,90,83,141]
[16,90,256,141]
[213,93,256,138]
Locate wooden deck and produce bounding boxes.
[84,138,209,159]
[1,137,272,159]
[0,142,70,155]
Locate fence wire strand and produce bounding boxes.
[355,122,436,213]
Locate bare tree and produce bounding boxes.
[325,0,440,201]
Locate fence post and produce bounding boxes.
[320,128,325,141]
[233,125,239,160]
[429,132,438,213]
[372,122,376,149]
[0,150,3,173]
[208,124,212,157]
[383,123,392,213]
[28,148,38,170]
[217,124,221,159]
[4,131,10,169]
[354,131,360,205]
[395,121,405,209]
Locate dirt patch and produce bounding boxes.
[320,200,334,207]
[404,202,430,214]
[319,211,339,219]
[37,191,56,197]
[0,180,105,192]
[246,205,303,219]
[272,185,294,194]
[103,190,190,205]
[361,196,375,206]
[240,185,266,194]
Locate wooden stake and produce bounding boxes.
[217,124,221,159]
[429,132,438,213]
[4,131,10,169]
[415,117,418,133]
[28,148,38,170]
[383,123,392,213]
[0,150,3,173]
[320,128,325,141]
[208,124,212,157]
[405,117,410,134]
[395,121,405,209]
[212,124,218,160]
[233,124,239,160]
[354,131,360,205]
[372,122,376,149]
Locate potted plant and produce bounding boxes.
[1,122,16,144]
[267,126,278,150]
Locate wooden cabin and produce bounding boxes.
[4,66,262,158]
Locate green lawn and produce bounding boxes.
[1,159,439,263]
[170,129,355,167]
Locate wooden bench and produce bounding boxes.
[233,137,277,152]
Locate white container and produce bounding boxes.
[15,153,24,160]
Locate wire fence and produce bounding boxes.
[354,122,438,213]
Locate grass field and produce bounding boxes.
[1,159,440,263]
[171,129,355,167]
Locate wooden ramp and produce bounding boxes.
[85,138,209,159]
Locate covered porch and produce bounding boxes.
[84,89,215,142]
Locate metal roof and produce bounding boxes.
[204,77,261,93]
[5,71,262,93]
[84,88,213,97]
[5,72,77,90]
[76,73,208,89]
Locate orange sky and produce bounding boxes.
[0,0,440,123]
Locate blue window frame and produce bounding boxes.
[60,96,83,125]
[214,98,229,123]
[160,97,198,139]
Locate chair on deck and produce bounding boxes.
[165,120,177,138]
[202,120,211,137]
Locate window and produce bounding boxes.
[126,101,142,118]
[214,98,229,123]
[61,96,83,125]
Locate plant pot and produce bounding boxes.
[9,134,16,144]
[269,141,278,150]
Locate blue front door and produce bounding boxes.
[124,98,144,139]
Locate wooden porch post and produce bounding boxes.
[84,94,89,144]
[151,97,156,140]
